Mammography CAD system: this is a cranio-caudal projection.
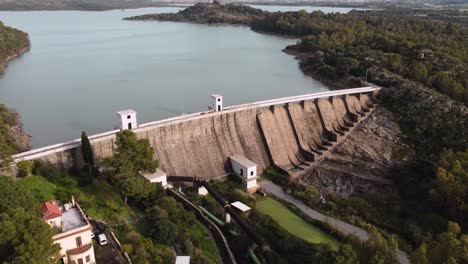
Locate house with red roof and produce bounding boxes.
[40,199,96,264]
[41,200,62,229]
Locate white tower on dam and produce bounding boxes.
[211,94,223,112]
[116,109,138,130]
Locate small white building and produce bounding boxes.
[175,256,191,264]
[229,154,259,193]
[116,109,137,130]
[231,201,251,213]
[141,168,168,187]
[211,94,223,112]
[41,200,96,264]
[198,186,208,196]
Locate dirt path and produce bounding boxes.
[258,180,410,264]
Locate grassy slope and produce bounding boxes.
[256,196,339,249]
[17,175,134,221]
[19,175,220,263]
[187,222,221,264]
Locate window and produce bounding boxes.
[217,98,220,102]
[85,255,90,263]
[78,259,83,264]
[75,236,82,247]
[240,169,243,176]
[127,115,131,119]
[250,171,254,176]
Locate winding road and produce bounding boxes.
[259,180,410,264]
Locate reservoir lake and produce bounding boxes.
[0,6,356,148]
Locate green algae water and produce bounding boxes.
[0,6,353,148]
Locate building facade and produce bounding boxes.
[41,200,96,264]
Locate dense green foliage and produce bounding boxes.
[430,149,468,224]
[251,11,467,104]
[0,21,29,72]
[0,105,18,168]
[411,222,468,264]
[16,159,34,178]
[126,2,265,24]
[0,177,60,263]
[0,22,29,168]
[80,131,95,184]
[103,130,158,175]
[103,130,218,263]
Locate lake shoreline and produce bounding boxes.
[0,36,31,152]
[0,43,30,75]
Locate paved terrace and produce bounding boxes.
[12,86,379,162]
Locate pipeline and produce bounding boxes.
[249,248,262,264]
[167,176,273,264]
[166,188,237,264]
[199,206,225,226]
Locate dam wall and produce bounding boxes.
[5,87,379,178]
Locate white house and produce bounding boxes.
[175,256,191,264]
[198,186,208,196]
[116,109,137,130]
[41,200,96,264]
[141,168,168,187]
[211,94,223,112]
[229,154,259,193]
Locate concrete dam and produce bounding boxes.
[8,87,378,178]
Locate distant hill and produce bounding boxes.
[0,0,464,11]
[125,2,266,24]
[0,0,206,11]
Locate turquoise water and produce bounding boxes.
[0,6,333,148]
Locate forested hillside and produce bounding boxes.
[0,22,30,168]
[0,21,29,74]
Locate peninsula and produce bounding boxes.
[0,21,30,75]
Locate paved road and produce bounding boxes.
[259,180,410,264]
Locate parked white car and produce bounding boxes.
[98,234,107,246]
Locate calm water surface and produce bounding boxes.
[0,6,341,148]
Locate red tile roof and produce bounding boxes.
[67,243,92,256]
[41,200,62,220]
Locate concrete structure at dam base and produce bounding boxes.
[4,87,379,180]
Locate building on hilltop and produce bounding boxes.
[41,199,96,264]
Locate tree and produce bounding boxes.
[81,131,94,178]
[0,177,60,263]
[150,219,178,244]
[335,243,359,264]
[336,57,360,76]
[16,160,34,178]
[411,63,428,84]
[119,177,155,206]
[411,243,429,264]
[103,130,158,175]
[447,221,461,235]
[0,208,60,264]
[0,177,38,215]
[0,105,18,170]
[430,149,468,221]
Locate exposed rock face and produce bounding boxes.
[298,106,415,197]
[9,123,30,152]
